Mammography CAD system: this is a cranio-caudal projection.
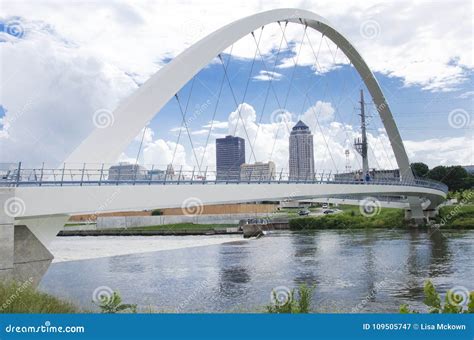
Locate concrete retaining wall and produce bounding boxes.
[95,213,284,229]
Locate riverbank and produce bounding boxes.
[437,205,474,229]
[289,206,408,230]
[0,281,80,313]
[290,204,474,230]
[59,204,474,237]
[58,223,240,236]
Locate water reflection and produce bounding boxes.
[39,229,474,313]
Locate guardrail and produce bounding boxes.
[0,162,449,193]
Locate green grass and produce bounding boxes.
[437,205,474,229]
[0,280,81,313]
[289,207,408,230]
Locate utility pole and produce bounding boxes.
[354,89,369,177]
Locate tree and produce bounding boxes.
[411,162,429,178]
[428,166,470,191]
[427,166,448,182]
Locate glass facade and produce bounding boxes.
[216,135,245,181]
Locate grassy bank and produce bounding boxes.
[437,205,474,229]
[0,281,80,313]
[289,206,408,230]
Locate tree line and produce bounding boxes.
[411,163,473,192]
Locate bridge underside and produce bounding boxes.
[13,182,445,217]
[0,183,445,284]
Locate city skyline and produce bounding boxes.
[0,1,472,171]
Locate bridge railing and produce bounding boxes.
[0,162,448,193]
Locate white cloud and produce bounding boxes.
[405,136,473,167]
[0,23,136,165]
[142,139,187,167]
[0,0,472,167]
[253,70,283,81]
[134,127,154,144]
[458,91,474,99]
[123,101,472,172]
[202,120,228,129]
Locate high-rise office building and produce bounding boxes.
[289,120,315,180]
[216,135,245,181]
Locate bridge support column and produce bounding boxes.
[1,189,68,286]
[0,189,15,281]
[406,196,427,223]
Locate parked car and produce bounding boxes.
[298,209,310,216]
[323,209,335,214]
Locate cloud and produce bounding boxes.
[120,101,471,173]
[405,136,473,167]
[253,70,283,81]
[0,1,472,168]
[0,21,137,165]
[142,139,187,167]
[202,120,228,129]
[134,127,154,144]
[458,91,474,99]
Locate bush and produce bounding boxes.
[0,280,80,313]
[93,290,137,313]
[289,208,407,230]
[266,285,314,313]
[400,280,474,314]
[151,209,163,216]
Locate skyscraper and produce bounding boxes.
[216,135,245,181]
[289,120,315,180]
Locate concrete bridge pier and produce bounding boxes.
[0,189,67,286]
[0,189,15,282]
[406,196,439,223]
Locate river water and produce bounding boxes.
[39,229,474,313]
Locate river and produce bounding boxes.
[39,229,474,313]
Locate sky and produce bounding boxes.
[0,0,472,173]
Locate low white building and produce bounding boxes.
[240,161,276,181]
[108,163,148,181]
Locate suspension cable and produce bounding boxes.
[277,23,337,170]
[171,76,196,168]
[218,51,257,163]
[231,28,264,137]
[175,93,201,171]
[134,124,148,166]
[249,22,287,163]
[305,33,365,171]
[198,45,234,170]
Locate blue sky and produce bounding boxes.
[0,0,472,170]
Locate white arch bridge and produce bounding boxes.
[0,9,447,284]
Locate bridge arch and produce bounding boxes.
[66,8,413,180]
